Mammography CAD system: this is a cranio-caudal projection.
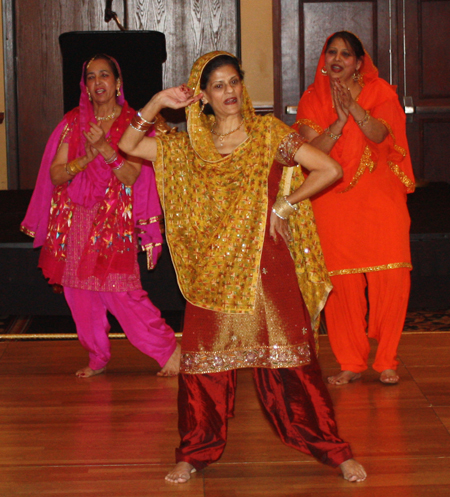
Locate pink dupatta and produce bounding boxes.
[21,56,163,284]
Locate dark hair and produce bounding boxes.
[200,55,244,115]
[84,53,120,82]
[325,31,365,60]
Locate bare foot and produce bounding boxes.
[165,461,196,483]
[328,371,362,385]
[340,458,367,482]
[380,369,399,385]
[157,343,181,377]
[75,366,106,378]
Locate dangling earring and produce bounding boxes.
[198,100,205,118]
[321,66,328,75]
[86,88,92,101]
[116,86,121,97]
[353,71,360,82]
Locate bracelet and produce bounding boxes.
[130,112,155,133]
[355,109,370,127]
[65,158,85,176]
[111,159,125,171]
[137,110,156,125]
[104,150,118,164]
[272,196,298,220]
[324,127,342,141]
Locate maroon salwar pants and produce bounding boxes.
[175,355,352,470]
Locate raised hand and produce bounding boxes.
[332,78,354,117]
[157,84,203,110]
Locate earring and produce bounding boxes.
[353,71,360,82]
[198,100,205,118]
[86,88,92,101]
[321,66,328,75]
[116,87,121,97]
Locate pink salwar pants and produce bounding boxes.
[64,287,176,371]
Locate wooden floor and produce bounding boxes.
[1,333,450,496]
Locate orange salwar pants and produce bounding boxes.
[325,268,410,373]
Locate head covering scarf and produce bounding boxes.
[295,32,415,194]
[21,55,163,283]
[154,51,331,333]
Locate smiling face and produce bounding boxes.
[324,37,362,84]
[85,58,120,106]
[201,64,243,119]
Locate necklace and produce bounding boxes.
[211,118,245,146]
[95,107,117,122]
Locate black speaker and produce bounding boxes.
[59,31,166,113]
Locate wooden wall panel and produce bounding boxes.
[7,0,239,188]
[423,121,450,183]
[420,1,450,99]
[274,0,395,125]
[303,2,375,89]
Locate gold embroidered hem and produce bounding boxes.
[142,242,163,270]
[181,343,311,374]
[20,225,35,238]
[295,118,323,135]
[329,262,413,277]
[339,145,375,193]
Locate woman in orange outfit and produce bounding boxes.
[293,31,415,385]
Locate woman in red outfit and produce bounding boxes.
[294,32,415,385]
[120,51,366,483]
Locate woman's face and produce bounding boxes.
[324,38,362,83]
[85,58,120,106]
[201,64,243,118]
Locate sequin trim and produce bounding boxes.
[339,145,375,193]
[181,343,311,374]
[20,225,36,238]
[137,215,161,226]
[143,242,163,270]
[329,262,413,277]
[275,132,306,166]
[295,119,323,136]
[377,118,415,192]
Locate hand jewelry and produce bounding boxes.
[65,158,86,176]
[272,196,298,220]
[324,127,342,141]
[355,109,371,127]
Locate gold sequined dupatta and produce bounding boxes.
[278,165,332,337]
[154,52,293,314]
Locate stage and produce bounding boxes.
[1,333,450,496]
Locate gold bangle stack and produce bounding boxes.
[272,196,298,220]
[356,109,371,127]
[130,110,156,132]
[65,158,86,176]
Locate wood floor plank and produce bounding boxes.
[0,465,205,496]
[203,457,450,496]
[1,335,450,495]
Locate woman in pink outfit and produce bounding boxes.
[21,54,180,378]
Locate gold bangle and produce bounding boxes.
[324,127,342,140]
[272,196,298,220]
[65,159,85,176]
[356,109,370,127]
